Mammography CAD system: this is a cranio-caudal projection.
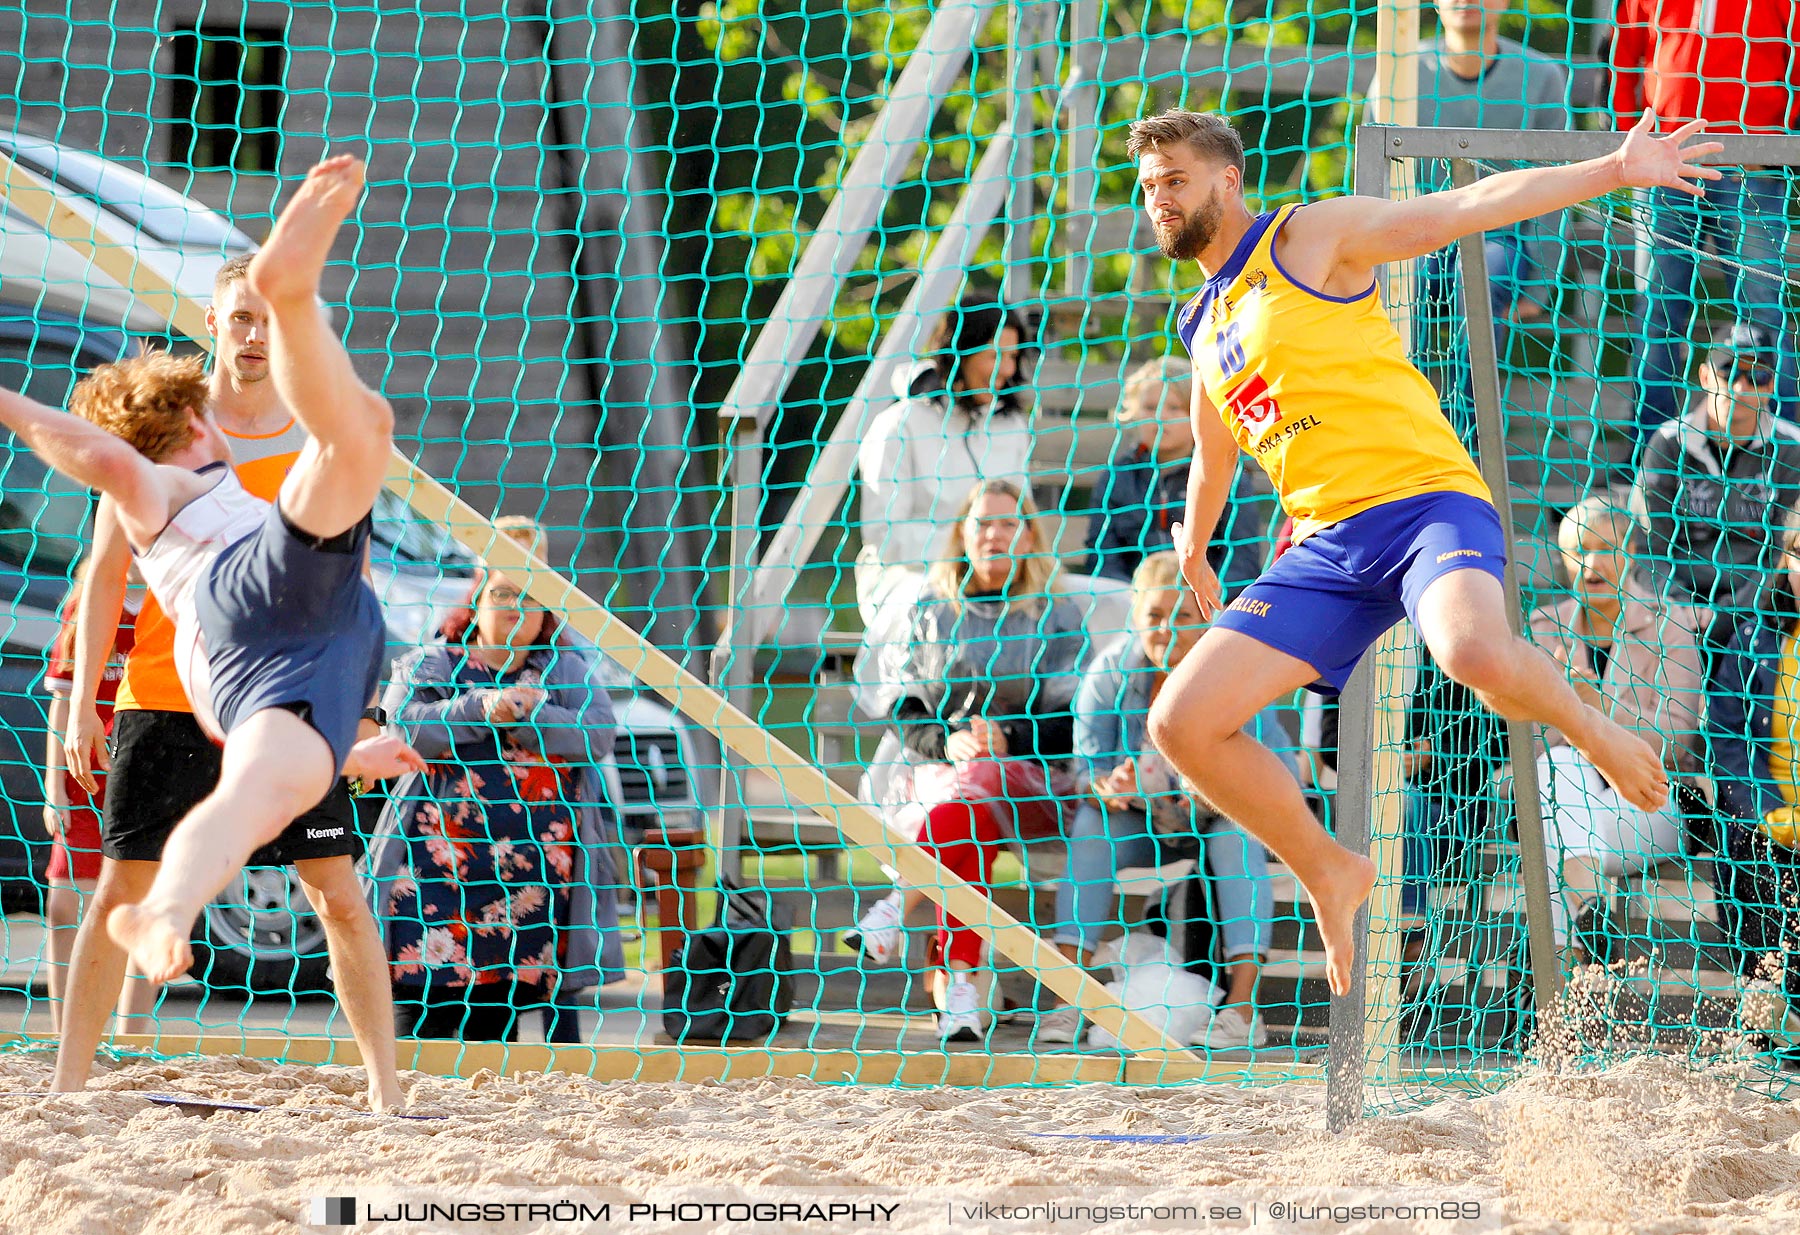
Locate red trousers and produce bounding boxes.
[911,758,1063,969]
[918,799,1005,968]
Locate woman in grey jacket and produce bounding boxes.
[366,523,623,1042]
[852,479,1090,1041]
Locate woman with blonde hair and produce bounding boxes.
[850,478,1090,1041]
[1529,492,1705,957]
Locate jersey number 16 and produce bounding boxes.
[1214,323,1246,379]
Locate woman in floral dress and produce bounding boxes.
[369,521,622,1041]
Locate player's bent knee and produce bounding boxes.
[1146,690,1211,761]
[1432,636,1513,695]
[363,392,395,438]
[296,863,370,927]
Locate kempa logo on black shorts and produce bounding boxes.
[306,826,346,840]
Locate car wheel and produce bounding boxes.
[190,866,332,993]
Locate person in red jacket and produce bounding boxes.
[1611,0,1799,443]
[40,567,155,1033]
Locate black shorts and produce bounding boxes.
[101,709,363,864]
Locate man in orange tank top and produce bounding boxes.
[1128,109,1720,997]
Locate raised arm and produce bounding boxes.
[1286,112,1722,286]
[0,386,174,543]
[1172,379,1240,620]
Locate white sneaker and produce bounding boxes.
[845,892,905,965]
[937,976,986,1043]
[1037,1005,1083,1045]
[1196,1005,1267,1050]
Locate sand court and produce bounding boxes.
[0,1051,1795,1233]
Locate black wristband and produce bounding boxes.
[361,706,388,726]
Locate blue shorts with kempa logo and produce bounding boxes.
[1213,491,1507,694]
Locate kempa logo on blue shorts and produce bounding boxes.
[1435,549,1484,563]
[310,1197,356,1226]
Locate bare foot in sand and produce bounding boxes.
[106,902,193,986]
[1571,706,1669,813]
[1306,852,1378,998]
[247,154,365,304]
[368,1078,405,1114]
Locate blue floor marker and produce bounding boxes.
[141,1093,447,1120]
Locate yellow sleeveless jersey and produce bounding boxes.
[1175,203,1490,542]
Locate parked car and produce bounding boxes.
[0,132,706,992]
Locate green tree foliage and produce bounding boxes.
[628,0,1600,522]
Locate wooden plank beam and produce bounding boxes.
[0,148,1197,1065]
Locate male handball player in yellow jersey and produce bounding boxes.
[1130,109,1722,996]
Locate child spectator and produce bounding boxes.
[1042,551,1276,1048]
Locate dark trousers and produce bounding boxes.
[395,979,588,1043]
[396,980,537,1042]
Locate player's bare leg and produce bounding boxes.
[1147,631,1378,998]
[1413,569,1668,812]
[245,154,394,542]
[295,857,403,1111]
[107,709,334,985]
[50,858,158,1091]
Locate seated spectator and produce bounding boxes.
[368,517,624,1042]
[849,478,1089,1042]
[855,293,1039,623]
[1530,495,1705,958]
[1042,551,1275,1048]
[1610,0,1797,436]
[39,563,155,1033]
[1631,323,1800,656]
[1707,507,1800,1055]
[1083,356,1267,592]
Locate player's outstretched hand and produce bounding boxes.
[1171,521,1223,619]
[343,733,427,782]
[1614,111,1724,199]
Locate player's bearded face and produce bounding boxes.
[1155,187,1224,261]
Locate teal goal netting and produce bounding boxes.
[0,0,1795,1108]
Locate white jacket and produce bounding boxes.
[855,362,1035,574]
